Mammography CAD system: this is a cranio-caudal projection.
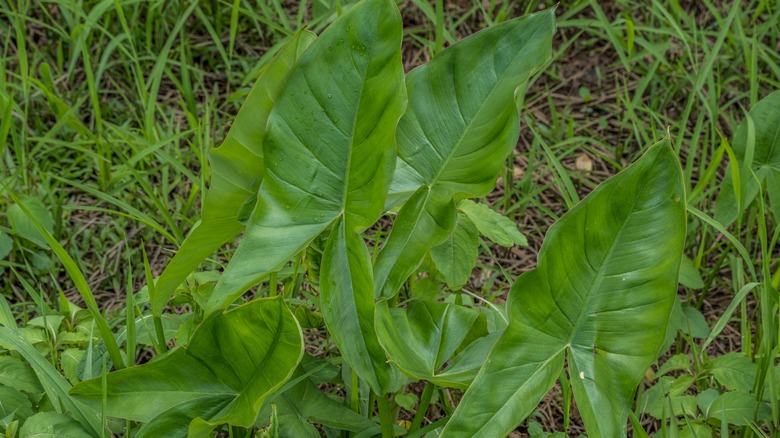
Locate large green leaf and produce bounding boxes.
[152,31,316,316]
[321,218,403,395]
[207,0,405,312]
[375,300,491,389]
[373,186,457,298]
[714,90,780,226]
[70,296,302,437]
[375,9,555,298]
[442,140,686,437]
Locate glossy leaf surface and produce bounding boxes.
[443,141,686,437]
[70,296,302,437]
[208,0,405,312]
[714,90,780,225]
[375,300,488,389]
[321,218,402,394]
[375,9,554,297]
[152,31,316,316]
[373,186,457,298]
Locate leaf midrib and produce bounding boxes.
[340,22,381,218]
[473,162,654,435]
[564,153,659,348]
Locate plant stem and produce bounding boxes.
[269,272,278,296]
[101,357,108,438]
[153,316,168,353]
[438,388,454,415]
[350,369,360,414]
[368,391,376,418]
[377,394,395,438]
[409,382,434,433]
[408,417,449,438]
[434,0,444,55]
[125,269,136,367]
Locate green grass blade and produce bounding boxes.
[50,175,178,244]
[700,282,760,353]
[0,326,103,435]
[6,188,125,370]
[687,205,757,279]
[0,294,16,328]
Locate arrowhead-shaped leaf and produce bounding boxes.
[442,140,686,437]
[714,90,780,226]
[375,9,555,297]
[70,296,303,437]
[152,31,316,315]
[207,0,405,312]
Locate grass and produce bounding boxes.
[1,0,779,436]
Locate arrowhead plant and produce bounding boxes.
[63,1,688,436]
[441,140,686,437]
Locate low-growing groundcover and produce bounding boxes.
[1,0,779,437]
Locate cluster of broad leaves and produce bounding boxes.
[0,0,704,436]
